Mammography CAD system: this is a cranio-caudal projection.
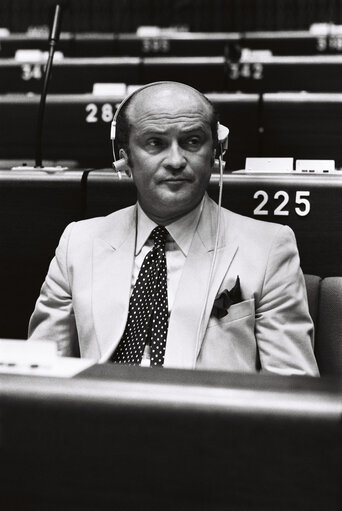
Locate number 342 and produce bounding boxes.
[253,190,311,217]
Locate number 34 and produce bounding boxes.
[253,190,311,217]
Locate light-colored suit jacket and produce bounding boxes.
[28,196,319,376]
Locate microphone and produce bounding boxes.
[49,3,63,45]
[12,2,67,172]
[34,2,65,168]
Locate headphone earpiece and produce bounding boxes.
[112,149,131,177]
[217,123,229,156]
[213,123,229,171]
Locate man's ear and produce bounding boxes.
[211,148,217,170]
[118,149,132,178]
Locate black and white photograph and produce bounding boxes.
[0,1,341,509]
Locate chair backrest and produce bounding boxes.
[304,274,342,376]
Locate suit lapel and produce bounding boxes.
[164,198,238,369]
[92,207,136,362]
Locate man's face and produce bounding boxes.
[126,85,215,225]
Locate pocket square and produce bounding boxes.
[211,276,242,319]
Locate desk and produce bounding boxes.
[239,29,338,55]
[4,55,342,94]
[262,92,342,167]
[0,170,84,339]
[0,367,341,510]
[0,170,340,340]
[108,30,342,57]
[0,30,339,57]
[213,172,342,277]
[0,92,259,171]
[0,56,226,94]
[4,91,342,168]
[87,172,342,277]
[225,55,342,92]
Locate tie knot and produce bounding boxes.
[152,226,168,249]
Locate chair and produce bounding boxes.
[304,274,342,376]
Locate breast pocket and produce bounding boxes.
[207,298,255,329]
[199,298,257,372]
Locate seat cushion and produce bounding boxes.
[315,277,342,375]
[304,274,321,325]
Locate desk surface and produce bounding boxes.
[1,364,341,415]
[0,367,341,511]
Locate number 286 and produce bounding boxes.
[253,190,311,217]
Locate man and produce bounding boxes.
[28,81,319,376]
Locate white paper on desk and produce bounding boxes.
[245,157,294,173]
[0,339,94,377]
[0,357,95,377]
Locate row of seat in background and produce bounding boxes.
[4,52,342,94]
[2,26,342,171]
[2,91,342,171]
[0,170,341,342]
[1,26,342,57]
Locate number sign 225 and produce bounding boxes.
[253,190,311,217]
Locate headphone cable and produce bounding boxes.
[194,148,224,365]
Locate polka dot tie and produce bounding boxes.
[112,226,169,367]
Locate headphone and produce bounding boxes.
[110,81,229,177]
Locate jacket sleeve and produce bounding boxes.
[28,223,80,357]
[256,225,319,376]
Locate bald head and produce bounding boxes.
[115,82,218,157]
[128,82,213,124]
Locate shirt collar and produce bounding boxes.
[136,195,206,256]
